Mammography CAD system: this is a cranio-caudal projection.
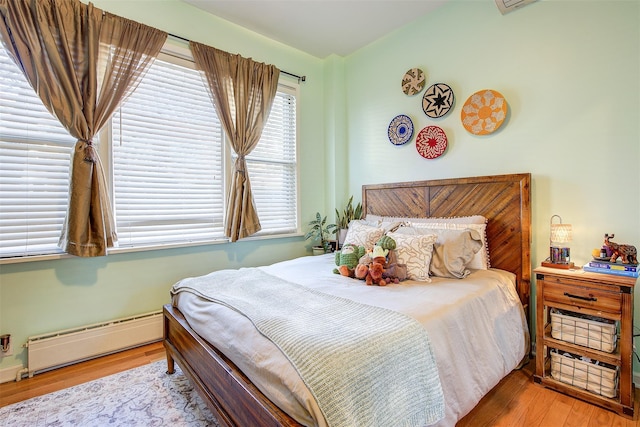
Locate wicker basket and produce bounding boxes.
[550,350,618,398]
[550,309,617,353]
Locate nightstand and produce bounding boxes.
[533,266,636,417]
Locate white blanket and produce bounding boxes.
[172,254,529,427]
[171,268,444,427]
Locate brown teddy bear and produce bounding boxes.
[355,260,388,286]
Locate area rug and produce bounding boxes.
[0,361,219,426]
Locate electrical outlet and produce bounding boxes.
[0,341,12,357]
[0,334,12,357]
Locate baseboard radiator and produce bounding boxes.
[26,310,163,377]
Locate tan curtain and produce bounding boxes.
[190,42,280,242]
[0,0,166,256]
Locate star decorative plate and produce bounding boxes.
[422,83,454,118]
[401,68,426,96]
[416,126,447,159]
[388,114,414,145]
[460,89,507,135]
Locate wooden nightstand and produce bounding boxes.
[534,266,636,417]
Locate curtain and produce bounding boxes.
[0,0,167,256]
[190,42,280,242]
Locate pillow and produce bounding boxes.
[386,231,437,282]
[395,222,490,270]
[429,229,483,279]
[342,221,384,251]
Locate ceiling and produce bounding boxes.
[182,0,449,58]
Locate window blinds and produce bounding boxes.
[248,88,298,235]
[0,48,72,257]
[112,57,225,247]
[1,42,299,259]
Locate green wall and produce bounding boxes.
[342,0,640,370]
[0,0,335,374]
[2,0,640,380]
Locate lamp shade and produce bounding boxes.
[544,215,574,268]
[550,223,572,244]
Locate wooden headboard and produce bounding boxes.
[362,173,532,317]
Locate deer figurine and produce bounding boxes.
[603,234,638,264]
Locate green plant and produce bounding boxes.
[304,212,337,253]
[335,196,363,229]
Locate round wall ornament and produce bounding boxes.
[401,68,426,96]
[416,126,447,159]
[387,114,414,145]
[460,89,507,135]
[422,83,454,118]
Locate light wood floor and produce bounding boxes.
[1,343,639,426]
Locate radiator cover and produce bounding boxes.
[27,310,163,376]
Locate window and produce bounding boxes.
[112,54,226,247]
[0,42,299,260]
[245,86,298,236]
[0,47,72,258]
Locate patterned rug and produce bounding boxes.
[0,361,219,426]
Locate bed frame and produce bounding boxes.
[163,172,531,427]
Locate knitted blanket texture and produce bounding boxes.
[171,268,444,427]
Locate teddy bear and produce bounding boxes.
[355,260,388,286]
[333,243,366,277]
[372,235,408,283]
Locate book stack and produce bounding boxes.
[583,259,639,278]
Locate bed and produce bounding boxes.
[163,172,532,427]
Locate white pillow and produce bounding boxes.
[342,221,384,251]
[386,231,437,282]
[408,222,489,270]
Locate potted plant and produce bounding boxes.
[335,196,362,246]
[304,212,337,255]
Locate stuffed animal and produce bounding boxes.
[383,263,408,283]
[370,244,388,260]
[333,243,366,277]
[355,260,388,286]
[376,235,397,251]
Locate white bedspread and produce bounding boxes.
[172,254,529,427]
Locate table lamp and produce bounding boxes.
[541,214,574,269]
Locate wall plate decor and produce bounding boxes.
[388,114,414,145]
[422,83,454,118]
[401,68,426,96]
[461,89,507,135]
[416,125,447,159]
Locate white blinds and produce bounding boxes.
[248,88,298,235]
[0,47,72,257]
[112,56,225,247]
[1,42,299,259]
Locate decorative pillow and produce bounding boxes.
[429,229,483,279]
[386,231,437,282]
[395,223,489,270]
[342,221,384,251]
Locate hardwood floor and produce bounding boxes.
[1,344,638,426]
[458,358,639,427]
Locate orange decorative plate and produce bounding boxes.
[460,89,507,135]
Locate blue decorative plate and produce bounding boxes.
[388,114,414,145]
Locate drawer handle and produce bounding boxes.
[563,292,597,302]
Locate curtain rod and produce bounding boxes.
[168,33,306,83]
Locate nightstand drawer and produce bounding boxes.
[543,279,621,314]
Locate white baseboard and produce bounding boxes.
[0,364,24,384]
